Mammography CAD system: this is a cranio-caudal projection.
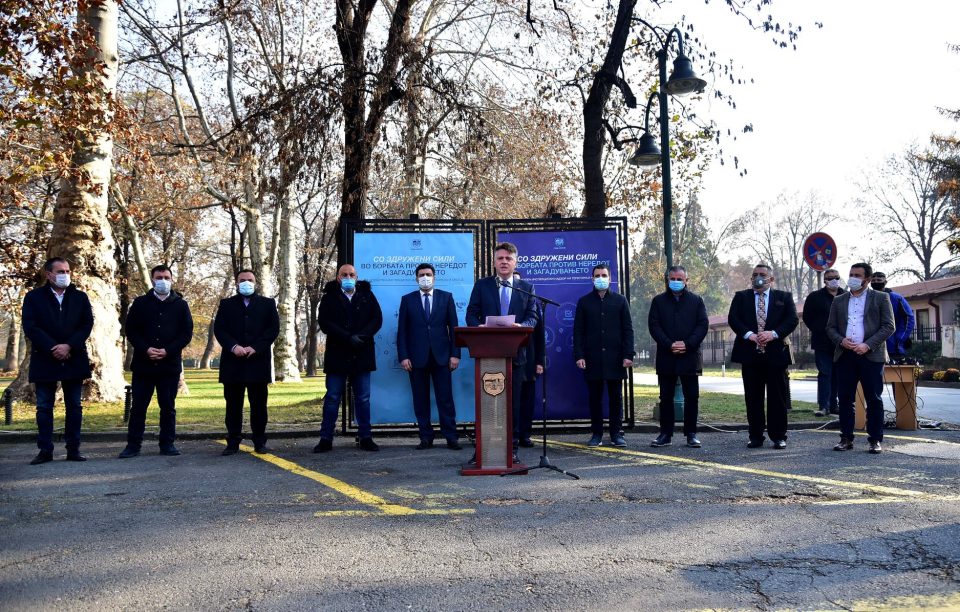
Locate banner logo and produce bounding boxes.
[411,239,422,250]
[482,372,506,397]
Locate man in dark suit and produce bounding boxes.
[214,269,280,455]
[802,268,844,417]
[514,271,545,448]
[647,265,708,448]
[727,263,799,449]
[466,242,539,452]
[574,263,635,447]
[315,263,383,452]
[119,264,194,459]
[397,263,462,450]
[827,262,895,453]
[22,257,94,464]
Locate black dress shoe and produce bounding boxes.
[159,445,181,456]
[65,452,87,462]
[518,438,535,448]
[222,445,239,456]
[118,446,140,459]
[416,439,434,450]
[313,439,332,453]
[254,444,272,454]
[30,451,53,465]
[747,439,765,448]
[446,440,463,451]
[651,433,672,447]
[772,440,787,449]
[358,438,380,452]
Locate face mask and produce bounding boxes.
[826,279,840,289]
[847,277,863,291]
[870,282,886,291]
[53,273,71,289]
[668,280,685,293]
[238,281,255,296]
[417,276,433,290]
[340,278,356,291]
[752,276,767,289]
[153,279,172,295]
[593,277,610,291]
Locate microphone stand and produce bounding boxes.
[499,280,579,480]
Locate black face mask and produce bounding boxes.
[871,282,886,291]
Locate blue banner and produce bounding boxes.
[498,230,620,420]
[354,232,476,424]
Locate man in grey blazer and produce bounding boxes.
[825,262,895,453]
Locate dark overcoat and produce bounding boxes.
[214,293,280,384]
[22,284,93,383]
[126,290,194,375]
[318,280,383,375]
[647,289,709,376]
[801,287,844,352]
[727,288,799,368]
[573,289,635,381]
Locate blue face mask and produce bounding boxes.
[668,280,685,293]
[340,278,356,291]
[238,281,255,296]
[593,277,610,291]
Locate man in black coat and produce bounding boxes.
[727,263,799,449]
[21,257,93,464]
[214,269,280,455]
[647,265,709,448]
[573,264,635,447]
[802,268,843,417]
[119,265,194,458]
[315,264,383,452]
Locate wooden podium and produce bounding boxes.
[855,364,918,431]
[455,326,532,476]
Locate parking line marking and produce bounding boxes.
[222,443,474,516]
[548,441,939,499]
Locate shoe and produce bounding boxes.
[118,446,140,459]
[833,438,853,451]
[159,445,181,456]
[254,444,272,454]
[358,438,379,452]
[651,434,672,448]
[869,441,882,454]
[416,439,434,450]
[511,452,521,464]
[587,434,603,447]
[519,438,535,448]
[747,439,764,448]
[222,445,239,456]
[65,451,87,462]
[467,453,477,465]
[610,435,627,448]
[814,410,827,417]
[686,435,702,448]
[446,440,463,451]
[313,439,332,453]
[30,451,53,465]
[772,440,787,450]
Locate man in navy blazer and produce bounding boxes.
[397,263,462,450]
[466,242,539,451]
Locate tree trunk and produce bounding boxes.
[199,274,231,369]
[3,313,19,372]
[273,188,302,382]
[46,0,126,402]
[304,290,321,377]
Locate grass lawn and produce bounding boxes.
[0,371,826,433]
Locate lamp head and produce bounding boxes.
[628,132,662,166]
[665,54,707,96]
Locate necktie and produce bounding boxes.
[500,282,510,316]
[756,291,767,354]
[423,293,431,319]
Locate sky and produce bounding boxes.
[653,0,960,281]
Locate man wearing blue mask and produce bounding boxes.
[315,264,383,452]
[118,264,194,458]
[573,264,635,447]
[214,269,280,455]
[647,265,709,448]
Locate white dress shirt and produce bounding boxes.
[846,290,867,344]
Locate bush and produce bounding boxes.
[933,371,946,381]
[944,369,960,383]
[907,342,942,366]
[932,356,960,370]
[918,368,936,381]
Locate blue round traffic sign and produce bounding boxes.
[803,232,837,271]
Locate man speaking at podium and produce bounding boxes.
[466,242,539,454]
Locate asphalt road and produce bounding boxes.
[2,431,959,611]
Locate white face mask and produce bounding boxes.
[825,279,840,289]
[153,279,172,295]
[53,273,71,289]
[417,275,433,290]
[238,280,255,296]
[847,277,863,291]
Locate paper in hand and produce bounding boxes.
[484,315,516,327]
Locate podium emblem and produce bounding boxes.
[481,372,506,397]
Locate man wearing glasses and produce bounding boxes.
[802,269,844,417]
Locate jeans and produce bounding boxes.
[127,372,180,449]
[836,352,885,443]
[814,349,839,412]
[320,372,372,440]
[35,380,83,452]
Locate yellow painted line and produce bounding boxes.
[804,429,960,446]
[548,440,940,500]
[220,443,474,517]
[810,591,960,611]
